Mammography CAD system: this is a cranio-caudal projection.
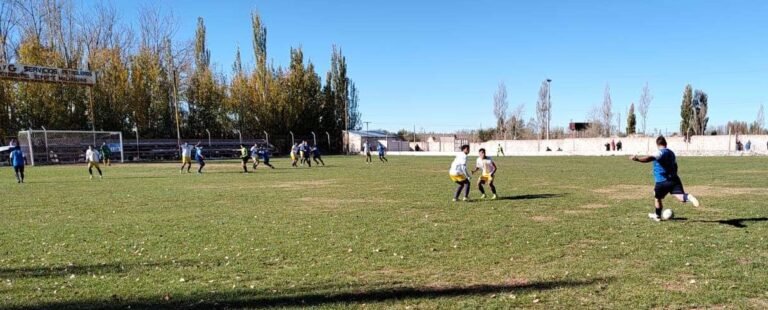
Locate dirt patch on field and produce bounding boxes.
[271,180,336,189]
[564,210,593,215]
[297,197,394,204]
[729,170,768,174]
[686,185,767,196]
[737,258,752,265]
[530,216,558,222]
[593,185,649,200]
[580,204,610,209]
[749,298,768,308]
[594,184,768,201]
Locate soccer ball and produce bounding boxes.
[661,209,674,220]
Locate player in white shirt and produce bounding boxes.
[472,148,498,199]
[85,145,103,180]
[448,145,471,202]
[180,142,193,173]
[363,142,372,164]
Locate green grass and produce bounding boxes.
[1,156,768,309]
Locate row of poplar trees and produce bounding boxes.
[0,1,362,152]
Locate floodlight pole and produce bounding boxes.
[235,129,242,144]
[263,131,269,147]
[41,126,49,163]
[205,129,211,146]
[311,131,316,146]
[546,78,552,140]
[325,131,331,150]
[289,131,295,146]
[132,126,139,160]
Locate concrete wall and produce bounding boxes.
[383,135,768,156]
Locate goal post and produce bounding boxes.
[17,130,124,166]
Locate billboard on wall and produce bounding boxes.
[0,63,95,86]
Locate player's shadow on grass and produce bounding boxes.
[498,193,565,201]
[695,217,768,228]
[0,260,197,279]
[5,277,611,309]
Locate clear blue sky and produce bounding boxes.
[107,0,768,134]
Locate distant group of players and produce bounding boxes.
[363,141,388,164]
[447,136,701,222]
[289,140,325,168]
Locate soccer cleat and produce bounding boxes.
[480,194,487,199]
[687,194,700,207]
[89,175,93,180]
[452,198,457,202]
[99,175,103,179]
[648,213,661,222]
[491,194,497,200]
[462,197,469,202]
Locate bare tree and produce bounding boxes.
[535,81,549,139]
[0,0,19,62]
[754,104,764,134]
[601,84,613,137]
[637,82,652,134]
[507,103,524,139]
[493,82,508,138]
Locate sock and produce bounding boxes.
[478,185,485,194]
[655,207,663,217]
[455,184,463,200]
[464,182,470,197]
[490,184,497,194]
[683,194,688,203]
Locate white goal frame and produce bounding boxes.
[17,129,124,166]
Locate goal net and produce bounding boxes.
[17,130,124,166]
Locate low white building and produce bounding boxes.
[343,130,409,153]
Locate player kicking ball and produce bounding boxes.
[449,145,472,202]
[631,136,700,222]
[472,148,497,199]
[85,145,103,180]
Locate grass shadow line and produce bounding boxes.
[5,277,612,309]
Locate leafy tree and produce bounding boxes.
[680,84,693,136]
[692,89,708,135]
[626,103,637,135]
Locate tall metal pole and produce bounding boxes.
[364,121,371,151]
[205,129,211,147]
[311,131,317,146]
[172,68,181,146]
[263,131,269,147]
[289,131,294,146]
[546,78,552,140]
[325,131,331,150]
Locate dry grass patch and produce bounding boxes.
[271,179,336,189]
[530,216,558,222]
[579,204,610,209]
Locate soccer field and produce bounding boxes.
[2,156,767,309]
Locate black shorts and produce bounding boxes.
[241,157,249,164]
[654,176,685,199]
[14,166,24,173]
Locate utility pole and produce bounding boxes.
[546,78,552,140]
[364,121,371,148]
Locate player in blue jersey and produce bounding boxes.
[311,145,325,166]
[194,143,206,174]
[631,136,700,221]
[10,146,25,183]
[300,141,312,167]
[258,147,275,169]
[377,142,388,162]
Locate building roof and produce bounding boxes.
[346,130,396,139]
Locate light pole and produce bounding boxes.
[364,121,371,151]
[205,129,211,147]
[325,131,331,151]
[263,131,269,147]
[235,129,242,144]
[132,126,139,160]
[311,131,317,146]
[289,131,294,146]
[41,126,49,163]
[546,78,552,140]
